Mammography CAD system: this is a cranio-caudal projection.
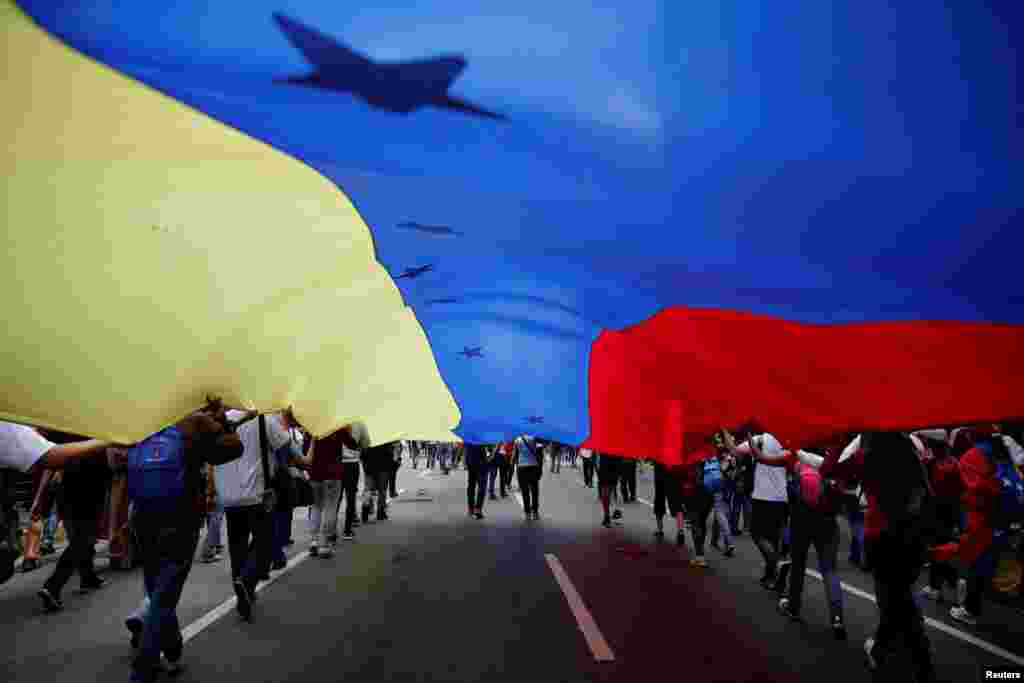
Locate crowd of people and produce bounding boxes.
[2,410,1023,683]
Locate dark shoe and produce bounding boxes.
[21,558,40,573]
[38,587,63,613]
[285,539,295,547]
[653,529,665,538]
[343,530,355,541]
[676,531,686,546]
[489,493,498,501]
[532,511,540,520]
[832,616,847,640]
[377,511,388,521]
[309,546,319,557]
[474,511,484,520]
[126,616,143,649]
[271,558,287,571]
[777,597,801,621]
[81,575,106,591]
[612,509,623,520]
[759,575,777,591]
[723,546,736,558]
[602,517,612,528]
[233,579,253,621]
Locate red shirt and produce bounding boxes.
[311,429,347,481]
[932,446,998,565]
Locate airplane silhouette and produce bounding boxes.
[397,221,464,237]
[394,264,434,280]
[427,297,460,305]
[273,13,506,121]
[525,416,544,424]
[458,346,484,358]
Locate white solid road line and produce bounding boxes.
[545,554,616,662]
[632,493,1021,664]
[181,549,311,644]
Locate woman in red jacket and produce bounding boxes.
[930,430,1010,626]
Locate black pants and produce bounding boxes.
[467,465,486,511]
[752,500,788,578]
[518,466,541,514]
[928,500,961,591]
[225,504,274,592]
[685,492,713,555]
[620,460,637,501]
[388,463,399,497]
[582,458,595,487]
[331,462,360,535]
[45,514,100,596]
[867,533,933,681]
[500,462,515,492]
[653,465,683,518]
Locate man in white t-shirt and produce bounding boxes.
[0,421,114,475]
[215,409,300,621]
[732,433,790,589]
[0,421,115,585]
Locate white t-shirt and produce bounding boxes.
[747,433,788,503]
[216,413,291,509]
[0,422,55,473]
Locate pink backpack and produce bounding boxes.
[797,463,827,510]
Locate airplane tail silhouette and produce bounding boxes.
[438,95,507,121]
[274,12,370,69]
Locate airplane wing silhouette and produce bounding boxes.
[393,56,467,92]
[273,13,370,69]
[439,95,507,121]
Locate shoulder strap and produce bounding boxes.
[258,414,272,492]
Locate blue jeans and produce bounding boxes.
[272,507,291,564]
[201,499,223,556]
[130,517,199,683]
[842,495,865,565]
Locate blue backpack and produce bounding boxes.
[702,458,723,495]
[127,426,188,515]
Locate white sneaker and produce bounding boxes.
[949,606,977,626]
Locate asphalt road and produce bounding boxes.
[1,462,1021,683]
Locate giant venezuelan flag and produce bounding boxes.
[2,1,1022,455]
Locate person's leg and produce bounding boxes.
[224,507,251,581]
[374,471,390,519]
[784,512,812,615]
[751,501,779,582]
[531,468,541,514]
[42,516,80,603]
[271,506,290,566]
[712,491,733,550]
[517,468,533,515]
[487,461,498,498]
[248,505,274,590]
[466,466,479,513]
[817,516,845,627]
[653,468,666,534]
[627,464,637,501]
[321,480,341,550]
[342,464,358,535]
[309,481,325,550]
[475,466,486,513]
[847,499,865,566]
